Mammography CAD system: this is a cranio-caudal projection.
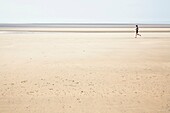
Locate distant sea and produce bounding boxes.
[0,24,170,33]
[0,23,170,28]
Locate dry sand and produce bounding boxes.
[0,30,170,113]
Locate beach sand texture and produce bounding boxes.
[0,30,170,113]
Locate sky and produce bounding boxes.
[0,0,170,24]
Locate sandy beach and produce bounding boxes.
[0,29,170,113]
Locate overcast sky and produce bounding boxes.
[0,0,170,23]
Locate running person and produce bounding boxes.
[135,25,141,38]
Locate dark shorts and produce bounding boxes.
[136,31,138,33]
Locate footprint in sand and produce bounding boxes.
[21,80,28,83]
[77,98,81,103]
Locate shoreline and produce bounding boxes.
[1,27,170,33]
[1,24,170,28]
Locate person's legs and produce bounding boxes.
[135,31,138,38]
[137,33,141,36]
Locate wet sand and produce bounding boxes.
[0,31,170,113]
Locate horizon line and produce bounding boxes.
[0,23,170,25]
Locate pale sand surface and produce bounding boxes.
[0,31,170,113]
